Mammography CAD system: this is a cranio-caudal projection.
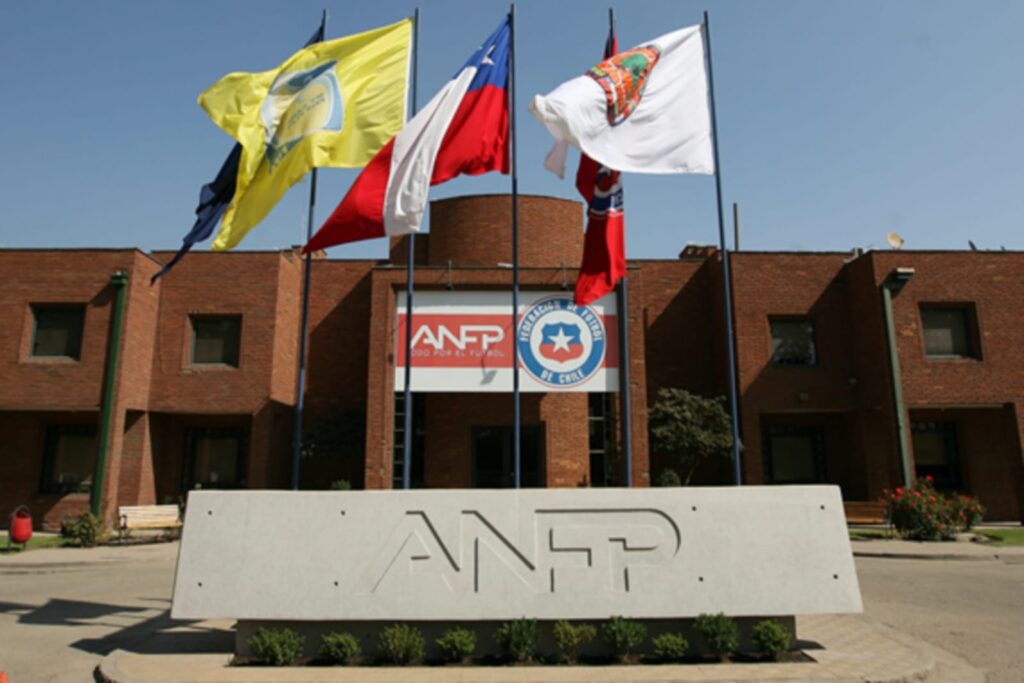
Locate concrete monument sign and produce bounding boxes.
[171,486,861,621]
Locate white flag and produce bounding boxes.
[530,24,714,176]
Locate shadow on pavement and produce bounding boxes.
[0,598,232,655]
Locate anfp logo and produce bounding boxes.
[517,296,605,388]
[261,61,344,170]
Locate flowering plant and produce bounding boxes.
[881,476,985,541]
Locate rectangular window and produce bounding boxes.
[920,306,977,359]
[391,394,425,489]
[911,421,962,490]
[191,316,241,366]
[588,393,617,487]
[769,318,817,366]
[763,425,825,484]
[183,427,245,490]
[40,425,98,493]
[31,305,86,359]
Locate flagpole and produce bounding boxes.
[702,10,743,485]
[291,9,328,491]
[402,8,420,490]
[509,4,522,489]
[604,7,633,489]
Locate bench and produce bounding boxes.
[844,501,888,525]
[118,505,182,541]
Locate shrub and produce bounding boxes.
[883,476,983,541]
[329,479,352,491]
[436,627,476,663]
[949,493,985,531]
[601,616,646,661]
[648,388,733,485]
[495,618,537,662]
[751,620,790,660]
[694,613,738,659]
[655,469,682,487]
[60,513,104,547]
[378,623,425,665]
[320,632,360,665]
[553,620,596,664]
[652,632,689,661]
[248,627,304,666]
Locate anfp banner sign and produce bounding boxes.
[396,291,618,392]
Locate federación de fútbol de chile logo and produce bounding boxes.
[517,296,606,388]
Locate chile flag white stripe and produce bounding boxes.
[304,19,510,252]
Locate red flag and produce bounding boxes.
[573,30,624,306]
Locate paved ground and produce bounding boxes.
[855,550,1024,683]
[1,538,1020,682]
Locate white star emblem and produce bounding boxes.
[481,45,496,66]
[549,328,573,352]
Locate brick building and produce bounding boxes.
[2,194,1022,529]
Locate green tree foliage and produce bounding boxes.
[648,388,733,485]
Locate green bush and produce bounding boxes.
[329,479,352,491]
[949,492,986,532]
[248,627,305,666]
[60,513,104,547]
[601,616,646,661]
[655,469,682,487]
[495,618,537,662]
[553,620,596,664]
[436,627,476,663]
[751,620,790,660]
[320,632,360,664]
[378,623,425,665]
[694,613,738,659]
[652,632,690,661]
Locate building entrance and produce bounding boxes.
[472,425,545,488]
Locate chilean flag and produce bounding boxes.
[304,18,510,251]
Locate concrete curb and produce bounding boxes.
[853,551,999,562]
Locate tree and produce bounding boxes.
[648,388,733,485]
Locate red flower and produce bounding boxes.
[925,475,934,482]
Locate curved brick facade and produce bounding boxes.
[426,194,584,267]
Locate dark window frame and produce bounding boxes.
[588,393,617,487]
[911,421,963,490]
[39,424,98,494]
[392,393,426,489]
[762,424,826,484]
[189,315,242,367]
[768,317,818,367]
[919,303,981,360]
[30,304,86,360]
[182,426,247,491]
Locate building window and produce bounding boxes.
[588,393,617,486]
[40,425,97,493]
[183,427,245,490]
[920,305,977,359]
[763,425,825,484]
[472,426,545,488]
[769,318,817,366]
[392,394,425,488]
[191,316,241,366]
[31,305,85,359]
[911,421,962,490]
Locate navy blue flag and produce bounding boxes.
[152,18,327,284]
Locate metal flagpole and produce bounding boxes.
[509,4,522,489]
[702,11,743,485]
[402,8,420,490]
[606,7,633,488]
[291,9,328,490]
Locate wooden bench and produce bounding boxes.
[844,501,888,525]
[118,505,182,540]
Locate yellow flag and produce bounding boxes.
[199,18,412,250]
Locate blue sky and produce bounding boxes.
[1,1,1021,259]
